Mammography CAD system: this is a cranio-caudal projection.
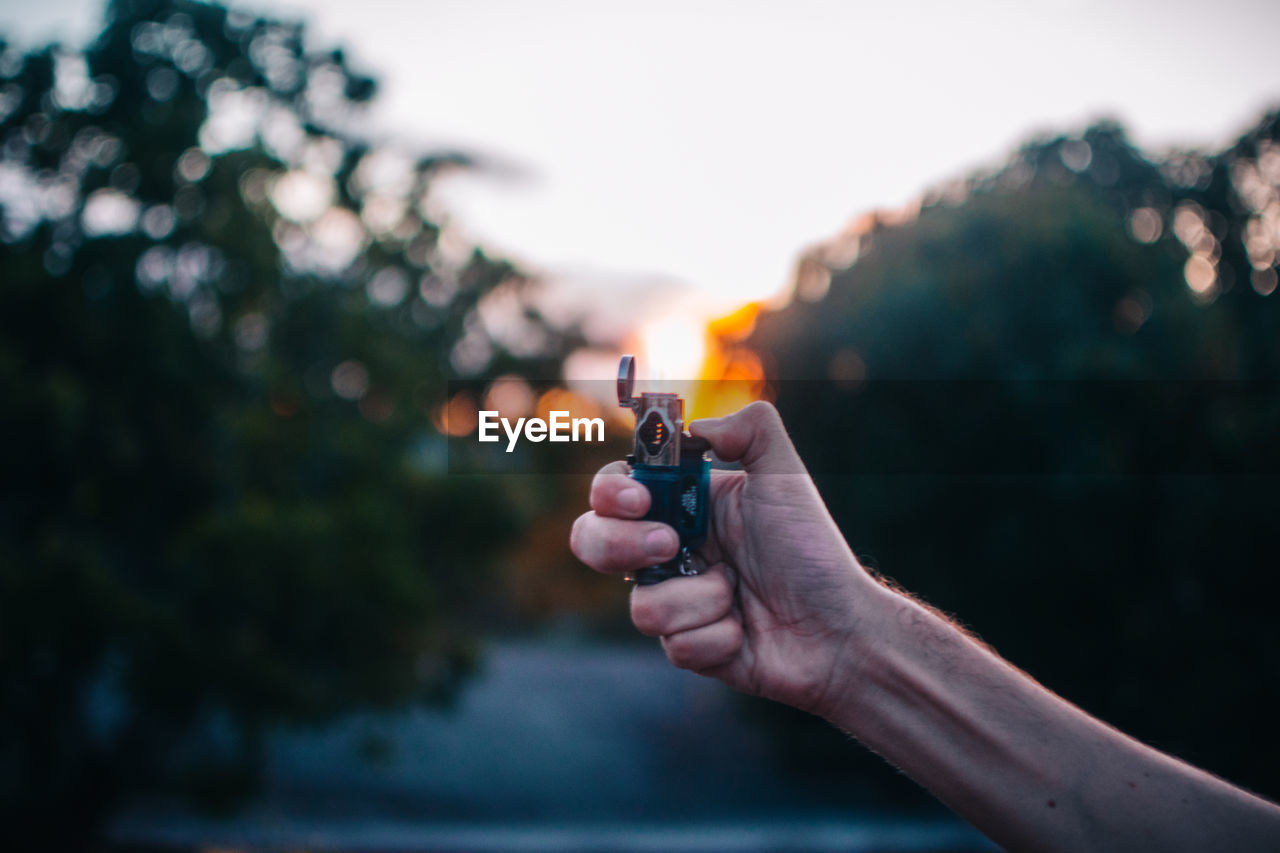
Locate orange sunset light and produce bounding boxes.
[632,300,771,423]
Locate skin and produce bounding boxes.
[570,401,1280,853]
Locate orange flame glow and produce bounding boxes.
[689,301,771,421]
[628,298,773,422]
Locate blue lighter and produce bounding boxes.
[616,355,711,585]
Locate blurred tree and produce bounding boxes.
[0,0,575,844]
[746,115,1280,802]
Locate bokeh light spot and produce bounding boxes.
[1251,267,1278,297]
[176,147,211,183]
[432,391,479,436]
[1184,255,1217,297]
[1059,139,1092,173]
[1127,207,1163,244]
[367,267,409,307]
[141,204,176,240]
[270,169,334,223]
[331,359,370,400]
[234,312,268,351]
[484,376,536,420]
[81,188,139,236]
[828,348,867,387]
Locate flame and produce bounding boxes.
[688,342,769,421]
[636,314,706,382]
[626,202,902,423]
[630,296,775,422]
[630,300,771,422]
[706,301,760,342]
[692,301,771,421]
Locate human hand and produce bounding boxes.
[578,403,1280,852]
[570,401,884,716]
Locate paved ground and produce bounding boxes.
[111,638,998,851]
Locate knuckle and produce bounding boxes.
[571,513,624,570]
[599,460,630,481]
[708,579,734,620]
[709,569,733,600]
[589,468,616,497]
[587,481,608,514]
[568,514,583,554]
[589,464,626,501]
[568,513,592,562]
[629,594,663,636]
[697,623,741,671]
[663,634,697,669]
[742,399,781,427]
[602,523,635,564]
[722,619,744,653]
[591,472,639,517]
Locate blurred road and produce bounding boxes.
[111,638,996,851]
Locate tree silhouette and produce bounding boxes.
[0,0,573,843]
[746,114,1280,802]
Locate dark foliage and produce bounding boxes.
[747,116,1280,802]
[0,0,574,844]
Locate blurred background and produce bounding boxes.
[1,0,1279,850]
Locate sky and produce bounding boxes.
[3,0,1280,367]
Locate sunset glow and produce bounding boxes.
[635,314,706,383]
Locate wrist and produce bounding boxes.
[809,575,921,726]
[804,571,904,722]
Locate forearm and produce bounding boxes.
[824,584,1280,853]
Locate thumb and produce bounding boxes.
[689,401,808,476]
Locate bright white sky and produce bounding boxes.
[4,0,1280,351]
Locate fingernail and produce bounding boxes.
[618,486,644,513]
[646,528,676,558]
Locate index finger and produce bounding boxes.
[590,460,650,519]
